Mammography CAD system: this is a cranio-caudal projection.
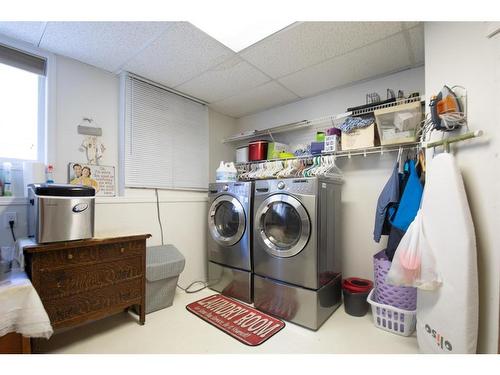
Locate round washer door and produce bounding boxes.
[255,194,311,258]
[208,195,246,246]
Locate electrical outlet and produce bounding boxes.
[4,212,17,229]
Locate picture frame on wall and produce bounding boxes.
[68,163,116,197]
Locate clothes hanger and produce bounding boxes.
[325,155,343,177]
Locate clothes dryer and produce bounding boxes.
[252,177,342,329]
[207,181,253,303]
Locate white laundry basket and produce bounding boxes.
[367,289,416,337]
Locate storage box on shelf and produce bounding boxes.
[267,142,288,159]
[340,123,377,151]
[374,101,422,145]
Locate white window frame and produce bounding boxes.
[0,34,56,167]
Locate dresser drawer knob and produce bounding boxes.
[67,254,73,260]
[120,247,125,253]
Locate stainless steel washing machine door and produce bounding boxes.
[208,195,246,246]
[255,194,311,258]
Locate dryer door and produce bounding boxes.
[208,195,246,246]
[256,194,311,258]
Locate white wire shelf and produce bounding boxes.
[235,141,421,166]
[224,96,426,144]
[350,95,425,117]
[222,120,310,143]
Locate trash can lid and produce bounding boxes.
[29,183,96,197]
[342,277,373,293]
[146,245,185,282]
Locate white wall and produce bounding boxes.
[208,109,237,182]
[424,22,500,354]
[0,55,236,288]
[54,56,119,183]
[237,66,425,132]
[236,67,425,283]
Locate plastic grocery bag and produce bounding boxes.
[386,209,441,290]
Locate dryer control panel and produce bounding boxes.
[254,177,317,196]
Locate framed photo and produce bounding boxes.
[68,163,116,197]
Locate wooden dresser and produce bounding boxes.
[23,234,150,330]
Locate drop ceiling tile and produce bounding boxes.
[240,22,405,79]
[210,81,299,118]
[175,56,270,102]
[402,21,422,30]
[124,22,235,88]
[407,24,425,65]
[39,22,169,72]
[278,33,412,98]
[0,22,46,45]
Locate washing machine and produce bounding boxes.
[252,177,342,330]
[207,181,253,303]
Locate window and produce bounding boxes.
[0,43,47,162]
[121,74,209,191]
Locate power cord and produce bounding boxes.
[177,280,210,294]
[154,188,215,294]
[154,188,164,246]
[9,220,16,242]
[177,277,220,294]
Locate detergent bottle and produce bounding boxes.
[227,162,237,182]
[216,161,238,182]
[216,161,229,182]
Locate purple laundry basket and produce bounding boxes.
[373,250,417,311]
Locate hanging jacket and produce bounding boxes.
[391,159,423,231]
[373,163,400,242]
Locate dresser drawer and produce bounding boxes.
[34,246,99,270]
[43,278,142,327]
[98,240,144,261]
[37,256,143,300]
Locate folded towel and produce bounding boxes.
[339,116,374,133]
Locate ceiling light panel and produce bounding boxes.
[192,20,293,52]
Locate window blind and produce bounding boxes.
[123,75,209,190]
[0,43,46,76]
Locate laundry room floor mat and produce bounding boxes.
[186,294,285,346]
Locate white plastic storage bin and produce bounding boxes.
[144,245,185,314]
[367,289,416,337]
[374,101,422,145]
